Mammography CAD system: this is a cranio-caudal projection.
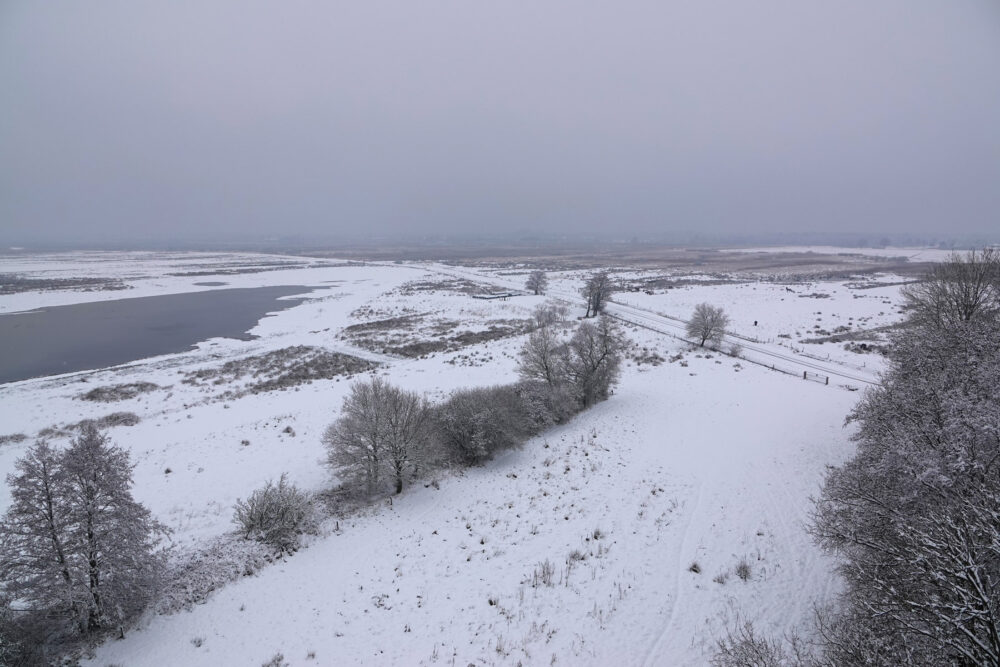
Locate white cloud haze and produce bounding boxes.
[1,1,998,244]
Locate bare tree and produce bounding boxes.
[531,301,568,329]
[518,302,573,388]
[565,317,624,407]
[712,619,790,667]
[518,323,568,387]
[323,378,388,494]
[686,303,729,347]
[901,248,1000,329]
[525,270,548,295]
[382,385,432,494]
[582,271,614,318]
[323,377,430,495]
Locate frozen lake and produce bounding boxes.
[0,285,311,383]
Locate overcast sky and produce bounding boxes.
[1,1,999,245]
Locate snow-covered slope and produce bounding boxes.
[0,251,905,665]
[83,345,856,666]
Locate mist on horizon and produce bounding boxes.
[2,1,999,246]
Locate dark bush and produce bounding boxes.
[434,386,527,464]
[79,382,160,402]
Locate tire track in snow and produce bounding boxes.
[641,479,705,667]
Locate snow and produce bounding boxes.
[0,250,911,665]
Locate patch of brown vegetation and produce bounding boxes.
[0,274,129,294]
[79,381,161,402]
[182,346,376,397]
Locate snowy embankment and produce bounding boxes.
[86,341,857,666]
[0,251,903,664]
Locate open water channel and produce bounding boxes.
[0,286,313,383]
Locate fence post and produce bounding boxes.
[803,371,807,380]
[826,377,829,385]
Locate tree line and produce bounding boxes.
[0,425,167,664]
[0,298,626,664]
[715,248,1000,666]
[323,303,624,497]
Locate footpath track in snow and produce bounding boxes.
[603,301,878,387]
[57,255,867,666]
[640,480,705,667]
[88,346,856,667]
[410,262,878,388]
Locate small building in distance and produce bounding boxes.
[471,291,521,301]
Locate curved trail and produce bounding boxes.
[404,262,878,387]
[642,480,705,667]
[605,301,877,386]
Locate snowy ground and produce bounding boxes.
[0,250,914,665]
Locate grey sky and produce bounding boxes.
[2,1,999,244]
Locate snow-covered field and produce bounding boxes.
[0,250,916,665]
[718,245,956,262]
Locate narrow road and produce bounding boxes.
[410,262,879,388]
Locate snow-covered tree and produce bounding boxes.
[60,423,167,631]
[686,303,729,347]
[323,377,430,495]
[0,441,81,628]
[582,272,613,318]
[0,425,167,635]
[901,247,1000,329]
[323,378,387,494]
[812,319,1000,664]
[531,301,567,329]
[435,387,505,464]
[233,474,315,551]
[525,270,548,295]
[381,384,432,494]
[434,385,537,464]
[517,323,568,387]
[565,317,624,407]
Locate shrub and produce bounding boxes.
[155,535,275,614]
[95,411,141,428]
[514,381,577,429]
[0,433,27,446]
[434,385,537,464]
[712,620,787,667]
[80,382,160,402]
[233,474,315,551]
[261,653,290,667]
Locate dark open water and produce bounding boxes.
[0,286,312,383]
